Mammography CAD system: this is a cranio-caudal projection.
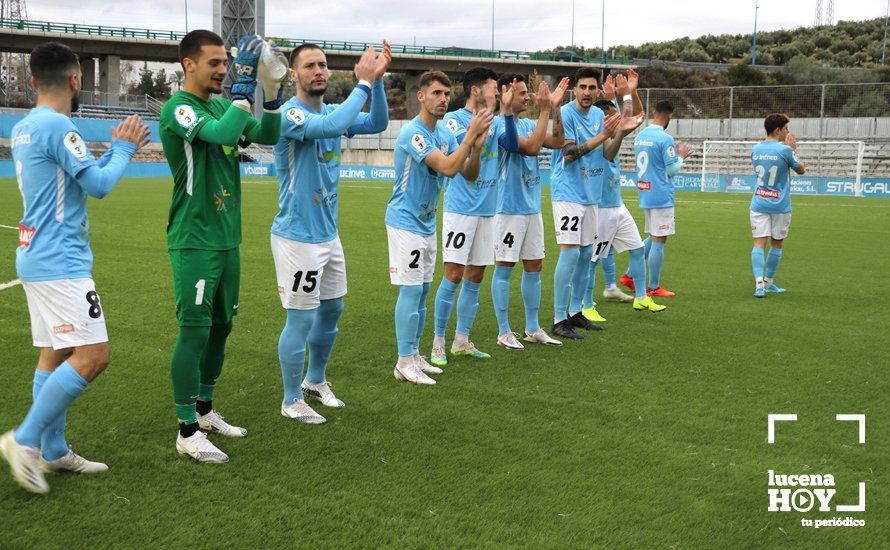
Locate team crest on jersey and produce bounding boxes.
[487,126,495,138]
[667,146,676,158]
[286,108,306,126]
[175,105,198,128]
[63,132,88,159]
[411,134,427,153]
[594,122,600,132]
[445,119,459,133]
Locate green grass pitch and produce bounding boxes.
[0,178,888,548]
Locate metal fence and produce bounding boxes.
[641,82,890,130]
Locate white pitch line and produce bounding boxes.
[0,224,17,230]
[0,278,21,291]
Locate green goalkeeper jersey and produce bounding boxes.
[160,91,280,250]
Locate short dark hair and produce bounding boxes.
[764,113,790,135]
[419,70,451,89]
[655,100,674,115]
[573,67,599,85]
[289,43,324,67]
[594,99,615,112]
[496,72,525,92]
[462,67,498,92]
[29,42,79,90]
[179,30,224,68]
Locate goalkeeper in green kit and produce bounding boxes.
[159,30,286,462]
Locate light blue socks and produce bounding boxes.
[521,270,542,333]
[583,261,598,310]
[32,369,68,461]
[305,298,344,384]
[765,248,782,280]
[15,362,87,449]
[628,247,647,300]
[647,241,665,290]
[395,284,423,357]
[569,244,593,314]
[492,266,513,335]
[456,279,481,337]
[413,282,430,352]
[553,248,580,322]
[278,308,316,402]
[433,278,458,337]
[752,247,766,282]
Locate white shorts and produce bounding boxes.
[387,225,437,285]
[595,204,645,259]
[22,278,109,350]
[643,206,675,237]
[271,233,347,310]
[750,211,791,240]
[552,201,598,246]
[494,213,545,263]
[442,212,495,266]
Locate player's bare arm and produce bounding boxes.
[786,132,807,174]
[562,113,621,163]
[460,108,494,180]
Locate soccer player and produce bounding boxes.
[386,71,493,384]
[750,114,805,298]
[160,31,284,462]
[430,67,516,366]
[1,42,149,494]
[549,68,621,340]
[490,73,569,349]
[583,73,665,318]
[622,100,692,298]
[272,42,391,423]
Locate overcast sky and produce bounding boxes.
[28,0,888,52]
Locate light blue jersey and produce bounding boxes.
[634,124,679,209]
[272,85,387,243]
[750,140,800,214]
[385,116,458,236]
[442,108,504,217]
[497,117,542,215]
[550,102,605,205]
[599,158,623,208]
[12,106,134,282]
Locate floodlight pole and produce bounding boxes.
[571,0,575,48]
[491,0,494,51]
[184,0,189,32]
[751,0,759,66]
[601,0,606,64]
[882,0,889,65]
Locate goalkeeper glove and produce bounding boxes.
[259,42,288,111]
[230,34,264,104]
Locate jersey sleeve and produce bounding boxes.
[783,145,801,170]
[444,114,467,145]
[399,128,435,163]
[561,105,577,143]
[446,128,458,155]
[163,100,213,143]
[280,106,310,142]
[662,134,680,167]
[48,116,97,177]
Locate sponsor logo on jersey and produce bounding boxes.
[411,134,427,153]
[18,224,35,247]
[64,132,88,159]
[11,132,30,148]
[174,105,198,128]
[286,108,306,126]
[445,119,459,133]
[667,146,676,158]
[53,324,75,334]
[756,186,780,199]
[637,180,652,191]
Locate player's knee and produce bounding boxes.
[523,259,543,272]
[770,238,784,249]
[319,297,345,320]
[70,343,111,381]
[443,263,463,283]
[464,265,485,283]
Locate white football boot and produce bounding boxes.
[414,353,443,375]
[0,430,49,494]
[281,399,326,424]
[301,380,345,408]
[497,331,525,350]
[523,328,563,346]
[40,448,108,474]
[393,358,436,385]
[176,430,229,463]
[603,285,634,302]
[197,410,247,437]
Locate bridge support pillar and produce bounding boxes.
[81,57,96,92]
[99,55,121,106]
[405,70,423,118]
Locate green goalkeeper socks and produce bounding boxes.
[198,321,233,402]
[170,326,211,424]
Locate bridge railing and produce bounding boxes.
[0,18,185,41]
[0,17,635,66]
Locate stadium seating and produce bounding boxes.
[73,104,159,122]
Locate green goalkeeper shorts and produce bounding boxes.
[169,248,240,327]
